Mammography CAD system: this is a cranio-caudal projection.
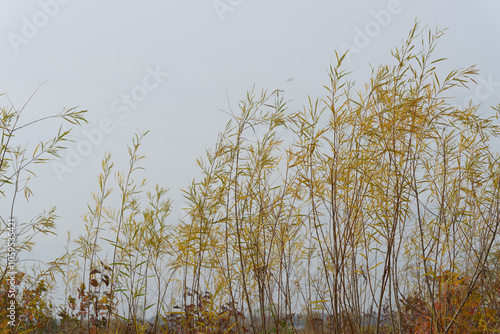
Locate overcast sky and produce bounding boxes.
[1,0,500,261]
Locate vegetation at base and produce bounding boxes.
[1,22,500,333]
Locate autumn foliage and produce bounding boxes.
[1,23,500,333]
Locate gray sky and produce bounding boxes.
[1,0,500,261]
